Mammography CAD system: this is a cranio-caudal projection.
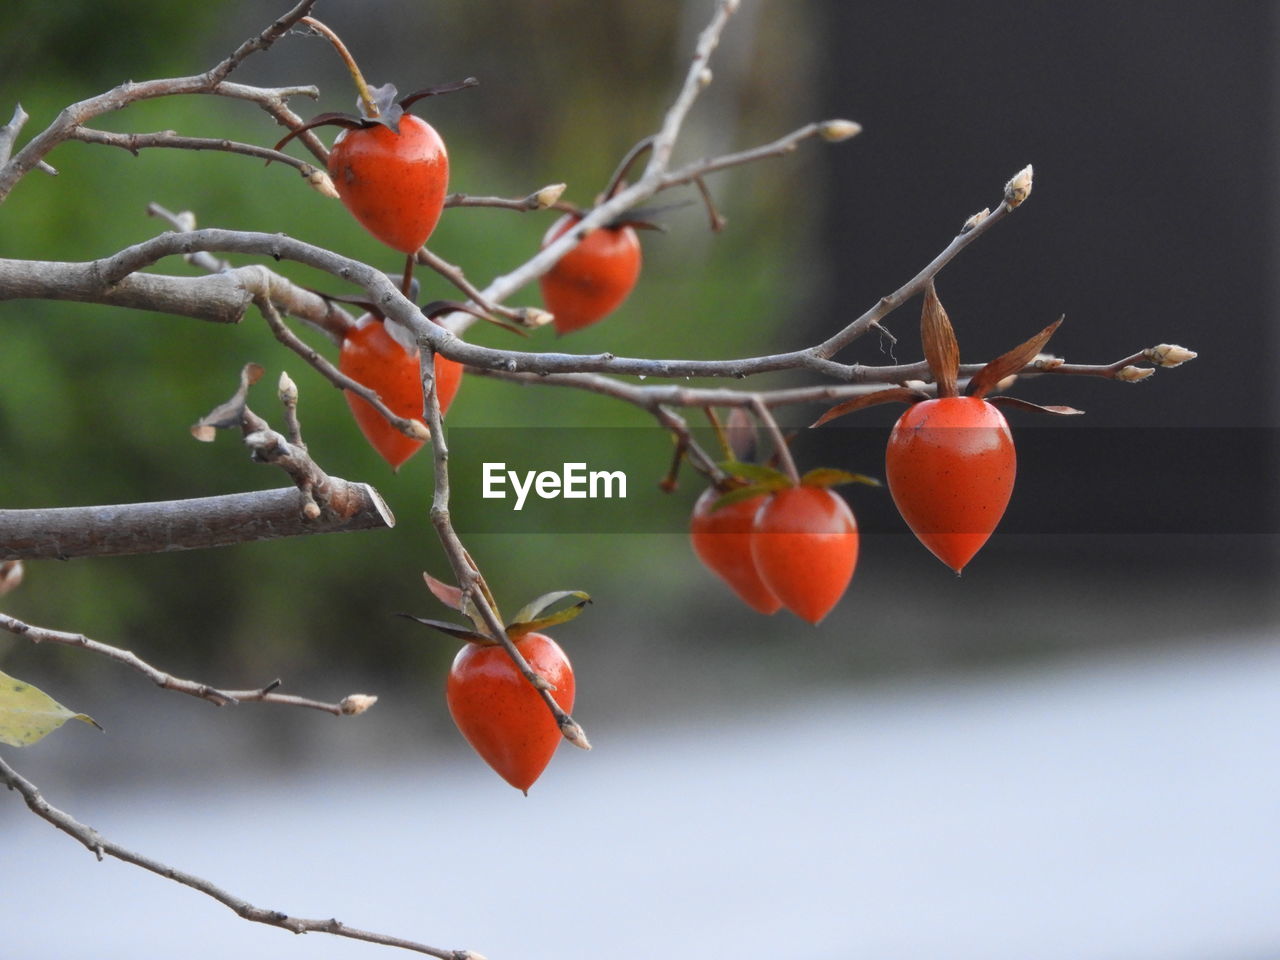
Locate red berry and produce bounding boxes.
[885,396,1016,572]
[338,313,462,470]
[328,114,448,254]
[446,632,575,793]
[690,487,782,615]
[750,486,859,624]
[539,213,642,334]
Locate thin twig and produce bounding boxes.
[0,614,374,715]
[0,1,318,201]
[0,755,475,959]
[256,297,427,440]
[0,103,29,165]
[68,127,332,188]
[444,185,566,211]
[750,397,799,484]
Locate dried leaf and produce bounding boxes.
[810,386,926,428]
[272,112,366,153]
[0,560,23,596]
[724,407,757,462]
[397,77,479,110]
[423,571,465,611]
[0,670,101,747]
[968,318,1063,399]
[920,282,960,398]
[395,613,490,644]
[987,396,1084,416]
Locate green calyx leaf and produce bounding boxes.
[716,460,791,487]
[800,468,882,489]
[709,482,780,513]
[508,590,591,637]
[0,670,102,747]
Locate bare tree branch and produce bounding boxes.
[0,256,252,323]
[0,1,318,201]
[0,754,478,960]
[0,487,393,561]
[0,254,351,332]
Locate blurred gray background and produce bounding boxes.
[1,2,1276,958]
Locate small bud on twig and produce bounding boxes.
[533,183,566,209]
[1145,344,1198,367]
[1115,365,1155,382]
[519,307,555,329]
[277,370,298,404]
[407,420,431,441]
[560,716,592,750]
[339,693,379,715]
[818,119,862,143]
[962,207,990,232]
[1004,164,1033,208]
[307,168,339,199]
[698,68,714,89]
[1032,353,1063,370]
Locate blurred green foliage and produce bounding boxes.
[0,1,820,686]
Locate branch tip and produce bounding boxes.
[818,119,862,143]
[277,370,298,402]
[533,183,567,209]
[1145,344,1197,367]
[1004,164,1033,208]
[338,693,379,716]
[307,168,338,198]
[560,717,592,750]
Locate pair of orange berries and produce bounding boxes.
[690,482,860,624]
[692,396,1020,620]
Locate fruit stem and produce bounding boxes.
[301,16,379,119]
[705,407,733,460]
[401,253,415,298]
[750,397,800,485]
